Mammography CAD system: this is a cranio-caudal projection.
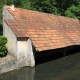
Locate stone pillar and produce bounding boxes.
[26,39,35,67]
[17,38,35,67]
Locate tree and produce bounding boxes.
[30,0,80,19]
[0,36,8,56]
[7,0,31,9]
[30,0,60,15]
[0,0,6,35]
[65,4,80,19]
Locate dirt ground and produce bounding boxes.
[0,53,16,64]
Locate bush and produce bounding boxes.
[0,36,7,46]
[0,36,8,56]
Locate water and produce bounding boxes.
[0,50,80,80]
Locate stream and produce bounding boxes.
[0,48,80,80]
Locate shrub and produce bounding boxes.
[0,36,7,45]
[0,36,8,56]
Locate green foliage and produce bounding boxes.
[65,4,80,19]
[0,46,7,55]
[0,36,8,55]
[0,0,80,30]
[30,0,80,19]
[30,0,59,15]
[5,0,32,9]
[15,0,31,9]
[0,36,7,46]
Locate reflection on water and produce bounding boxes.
[0,46,80,80]
[0,67,35,80]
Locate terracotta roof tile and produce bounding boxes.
[4,5,80,51]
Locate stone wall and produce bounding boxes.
[0,53,29,74]
[17,38,35,67]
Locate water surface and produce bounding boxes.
[0,52,80,80]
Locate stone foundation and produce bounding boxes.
[0,53,32,74]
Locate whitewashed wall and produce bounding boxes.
[4,22,17,57]
[3,6,18,57]
[17,38,35,67]
[3,6,14,36]
[26,39,35,67]
[3,6,14,20]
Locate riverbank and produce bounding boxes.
[0,53,16,74]
[0,53,28,74]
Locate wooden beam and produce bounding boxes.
[63,47,67,56]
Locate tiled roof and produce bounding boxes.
[5,5,80,51]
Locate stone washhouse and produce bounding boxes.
[3,5,80,67]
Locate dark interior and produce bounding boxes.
[35,45,80,65]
